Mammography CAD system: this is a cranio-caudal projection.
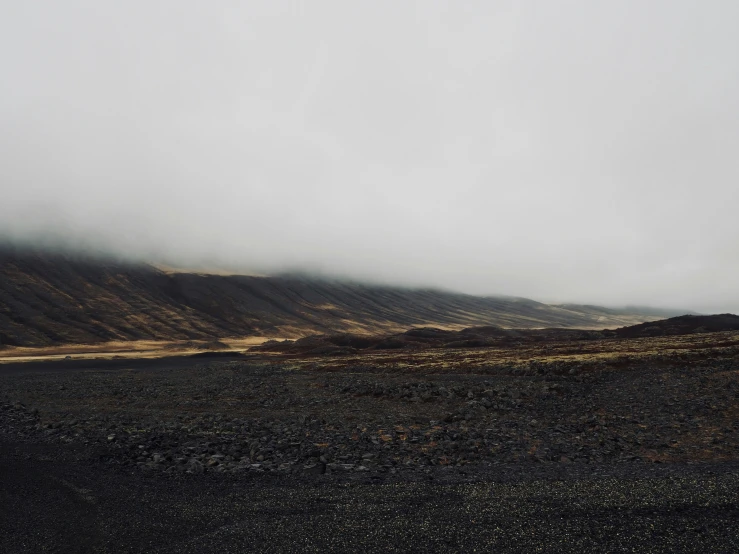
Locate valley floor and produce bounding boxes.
[2,331,738,552]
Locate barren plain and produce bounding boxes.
[2,317,739,552]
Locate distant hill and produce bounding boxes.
[253,314,739,356]
[611,314,739,338]
[0,248,677,347]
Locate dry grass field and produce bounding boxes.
[0,336,274,363]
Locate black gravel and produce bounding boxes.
[2,355,739,552]
[2,437,739,553]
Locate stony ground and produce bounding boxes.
[3,436,739,553]
[2,333,739,552]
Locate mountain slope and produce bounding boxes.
[0,249,674,347]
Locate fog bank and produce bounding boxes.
[2,1,738,313]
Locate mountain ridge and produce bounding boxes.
[0,248,684,347]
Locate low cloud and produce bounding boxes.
[2,1,738,313]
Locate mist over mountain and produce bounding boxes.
[2,2,739,315]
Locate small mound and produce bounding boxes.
[195,340,230,351]
[188,351,246,359]
[248,339,296,353]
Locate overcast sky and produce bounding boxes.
[1,1,738,312]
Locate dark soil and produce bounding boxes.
[2,331,739,551]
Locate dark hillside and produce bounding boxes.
[612,314,739,338]
[0,248,673,347]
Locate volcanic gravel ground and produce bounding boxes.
[3,357,739,473]
[2,352,739,552]
[2,437,739,553]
